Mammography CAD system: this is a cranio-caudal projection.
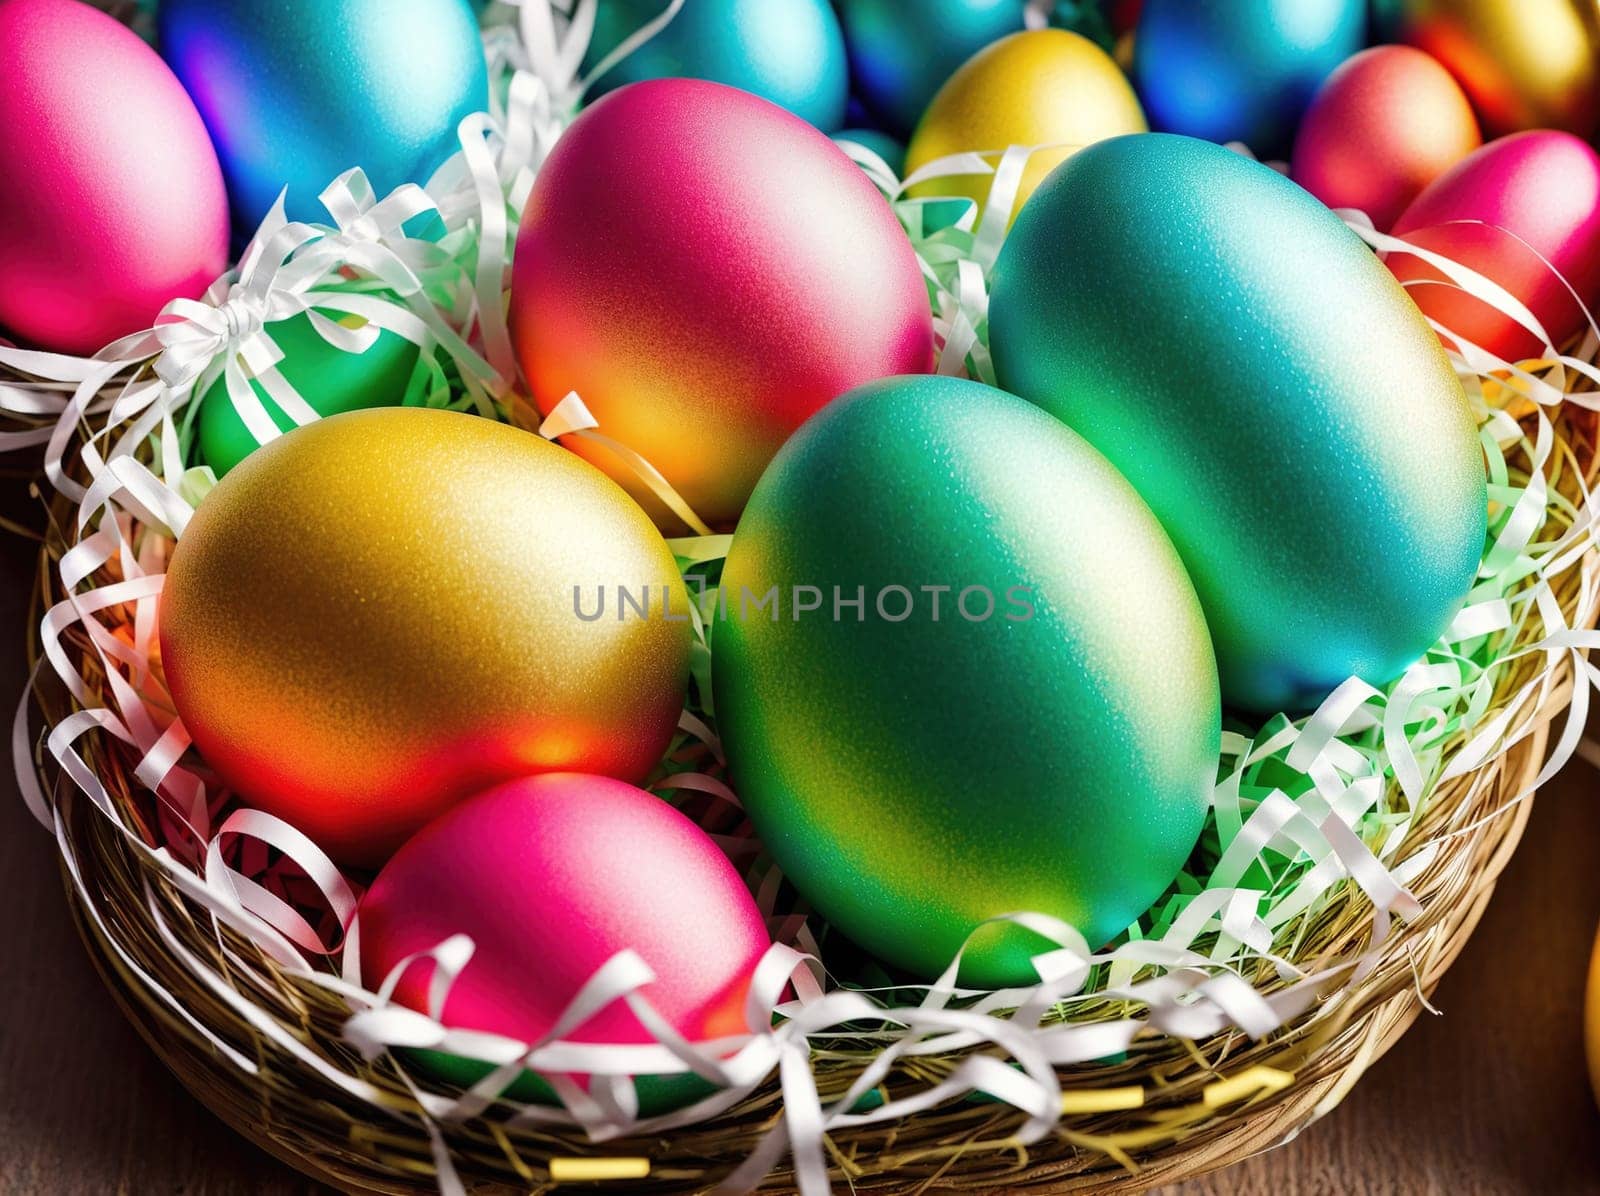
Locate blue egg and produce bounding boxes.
[1133,0,1366,157]
[837,0,1028,136]
[159,0,489,231]
[583,0,849,131]
[844,93,878,128]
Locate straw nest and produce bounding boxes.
[11,366,1592,1194]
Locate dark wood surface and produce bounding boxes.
[2,460,1598,1195]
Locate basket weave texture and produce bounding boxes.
[19,386,1595,1194]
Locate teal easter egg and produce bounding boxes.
[583,0,848,130]
[713,375,1220,987]
[989,133,1486,714]
[833,127,906,175]
[159,0,489,231]
[1133,0,1366,157]
[196,312,423,476]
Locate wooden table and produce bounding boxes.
[2,463,1597,1195]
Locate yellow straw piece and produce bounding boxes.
[1060,1086,1145,1114]
[548,1157,652,1183]
[1202,1066,1294,1108]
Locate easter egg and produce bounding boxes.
[836,0,1030,137]
[359,774,770,1112]
[834,128,906,176]
[1587,917,1600,1112]
[583,0,848,131]
[160,408,692,867]
[1388,131,1600,363]
[1385,0,1600,138]
[158,0,489,231]
[510,79,933,531]
[1290,46,1480,231]
[1133,0,1367,158]
[0,0,227,355]
[904,30,1146,225]
[196,313,423,477]
[990,134,1486,714]
[713,375,1220,986]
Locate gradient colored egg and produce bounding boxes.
[1291,46,1480,231]
[1385,0,1600,139]
[1133,0,1367,158]
[583,0,848,131]
[713,376,1220,986]
[0,0,227,355]
[161,408,692,867]
[360,774,770,1112]
[837,0,1030,137]
[196,313,423,477]
[1389,131,1600,362]
[904,30,1146,225]
[510,79,933,531]
[1587,916,1600,1113]
[990,134,1486,714]
[159,0,489,231]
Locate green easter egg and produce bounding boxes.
[713,375,1220,987]
[404,1050,884,1116]
[196,311,423,476]
[990,133,1486,714]
[404,1048,718,1116]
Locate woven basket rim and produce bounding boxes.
[17,389,1596,1194]
[58,714,1552,1195]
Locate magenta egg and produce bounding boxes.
[510,78,933,530]
[0,0,228,355]
[1389,130,1600,361]
[1291,45,1480,232]
[359,774,771,1095]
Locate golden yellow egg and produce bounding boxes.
[904,29,1147,225]
[1392,0,1600,138]
[160,408,692,868]
[1587,916,1600,1107]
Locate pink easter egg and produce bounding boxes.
[359,774,771,1068]
[510,77,934,531]
[1388,130,1600,362]
[1291,45,1480,232]
[0,0,228,355]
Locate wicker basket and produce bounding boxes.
[18,378,1594,1193]
[57,711,1550,1195]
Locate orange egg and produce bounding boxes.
[1386,0,1600,138]
[1291,45,1480,231]
[161,408,693,868]
[1587,917,1600,1111]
